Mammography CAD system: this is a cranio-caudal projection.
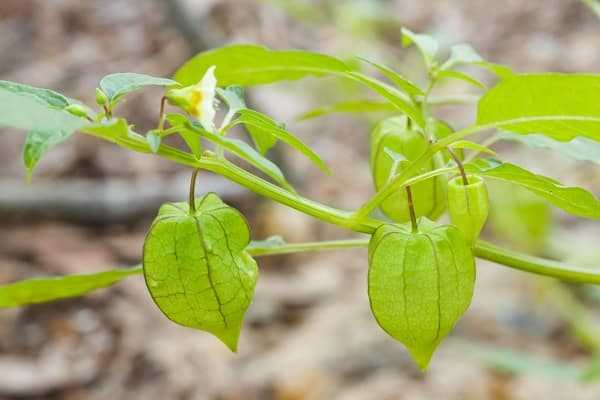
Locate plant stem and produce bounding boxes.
[251,239,600,285]
[157,96,167,131]
[250,239,600,284]
[103,105,112,119]
[474,240,600,284]
[80,126,600,284]
[247,238,369,256]
[189,168,200,213]
[83,127,375,231]
[405,186,418,232]
[24,238,600,293]
[210,158,380,233]
[352,149,435,220]
[352,116,600,219]
[447,147,469,185]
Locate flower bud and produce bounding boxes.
[95,88,108,106]
[64,103,90,119]
[165,66,217,132]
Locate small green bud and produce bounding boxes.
[64,104,90,119]
[165,86,191,109]
[95,88,108,106]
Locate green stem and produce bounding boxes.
[210,158,380,233]
[405,186,418,233]
[157,96,167,131]
[19,238,600,290]
[103,105,112,119]
[253,239,600,284]
[474,240,600,284]
[80,128,600,284]
[247,238,369,256]
[85,129,380,233]
[189,168,200,213]
[447,147,469,185]
[351,154,452,220]
[352,116,600,219]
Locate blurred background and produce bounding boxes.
[1,0,600,399]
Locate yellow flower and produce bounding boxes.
[166,66,217,132]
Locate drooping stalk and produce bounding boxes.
[447,147,469,186]
[406,186,418,232]
[157,96,167,131]
[189,168,200,213]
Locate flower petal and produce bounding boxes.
[198,66,217,132]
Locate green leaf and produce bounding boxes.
[345,72,424,127]
[184,121,294,191]
[215,92,276,155]
[180,131,202,158]
[477,74,600,142]
[298,100,398,120]
[174,44,349,86]
[236,109,330,173]
[357,57,424,97]
[402,28,439,68]
[383,147,408,164]
[244,122,278,155]
[436,70,486,89]
[22,128,72,178]
[488,181,551,253]
[368,221,476,370]
[165,113,188,127]
[477,62,515,79]
[498,132,600,165]
[450,140,497,156]
[440,44,483,70]
[465,159,600,219]
[146,130,162,153]
[166,114,202,158]
[99,73,178,106]
[0,267,141,308]
[81,118,131,141]
[217,86,246,114]
[0,80,71,109]
[143,194,258,351]
[0,81,87,175]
